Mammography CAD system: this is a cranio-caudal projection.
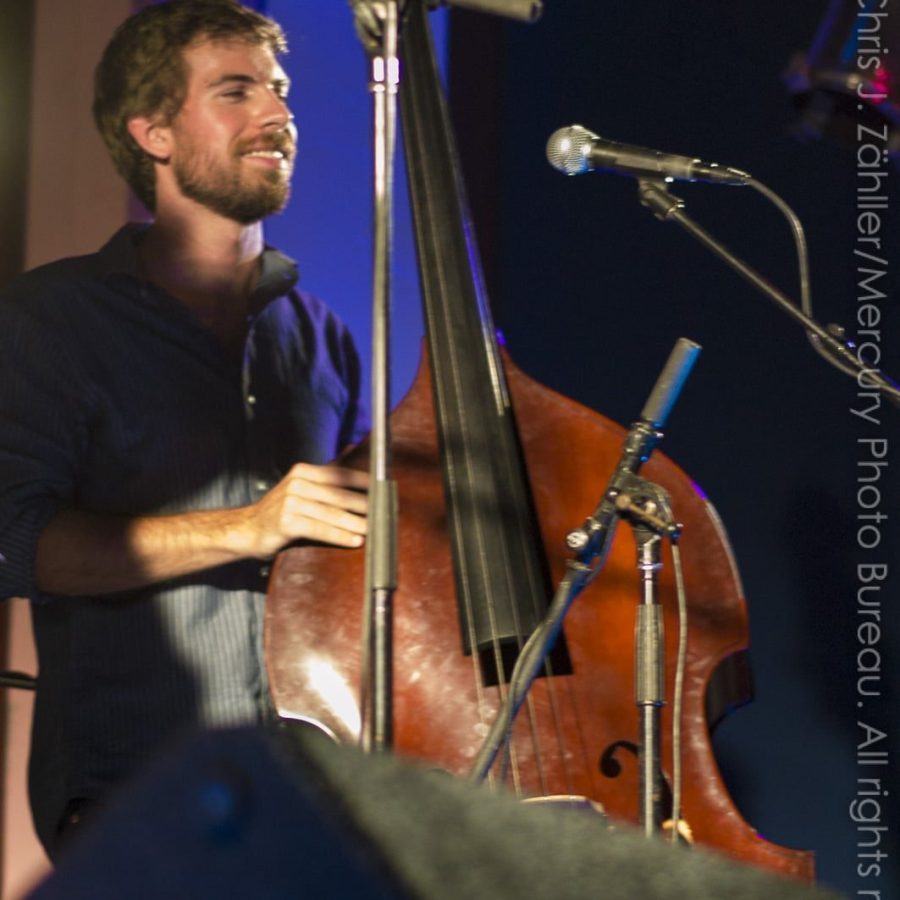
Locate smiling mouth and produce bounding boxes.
[243,150,287,160]
[241,149,293,172]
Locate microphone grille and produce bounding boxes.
[546,125,596,175]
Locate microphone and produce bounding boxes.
[546,124,751,185]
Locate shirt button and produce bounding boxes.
[247,394,257,405]
[255,480,269,492]
[260,564,271,578]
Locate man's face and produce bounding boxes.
[167,38,297,224]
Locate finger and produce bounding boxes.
[281,501,367,549]
[306,525,365,548]
[286,498,368,536]
[288,462,370,491]
[285,480,369,515]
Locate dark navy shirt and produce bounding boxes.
[0,225,366,851]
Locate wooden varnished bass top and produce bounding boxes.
[266,0,814,881]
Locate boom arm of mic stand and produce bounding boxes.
[427,0,543,22]
[637,179,900,409]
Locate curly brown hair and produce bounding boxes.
[93,0,287,211]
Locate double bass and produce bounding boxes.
[265,1,813,880]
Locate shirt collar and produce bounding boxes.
[93,223,300,304]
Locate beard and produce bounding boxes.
[172,132,294,225]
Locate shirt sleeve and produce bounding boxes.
[336,317,369,451]
[0,287,90,601]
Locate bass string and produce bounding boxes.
[398,0,588,802]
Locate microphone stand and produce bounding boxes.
[614,481,681,836]
[353,0,546,754]
[360,1,401,754]
[469,338,700,786]
[636,178,900,409]
[428,0,542,20]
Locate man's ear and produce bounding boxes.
[126,116,172,162]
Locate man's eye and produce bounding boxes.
[222,89,248,101]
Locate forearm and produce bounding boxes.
[33,462,368,597]
[35,506,258,596]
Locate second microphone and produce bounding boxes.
[546,125,751,185]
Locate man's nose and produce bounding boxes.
[260,90,293,131]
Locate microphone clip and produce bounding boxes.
[638,179,686,222]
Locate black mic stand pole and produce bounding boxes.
[361,1,401,754]
[636,179,900,409]
[614,481,681,836]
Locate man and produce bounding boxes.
[0,0,368,856]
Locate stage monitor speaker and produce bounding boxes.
[30,725,839,899]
